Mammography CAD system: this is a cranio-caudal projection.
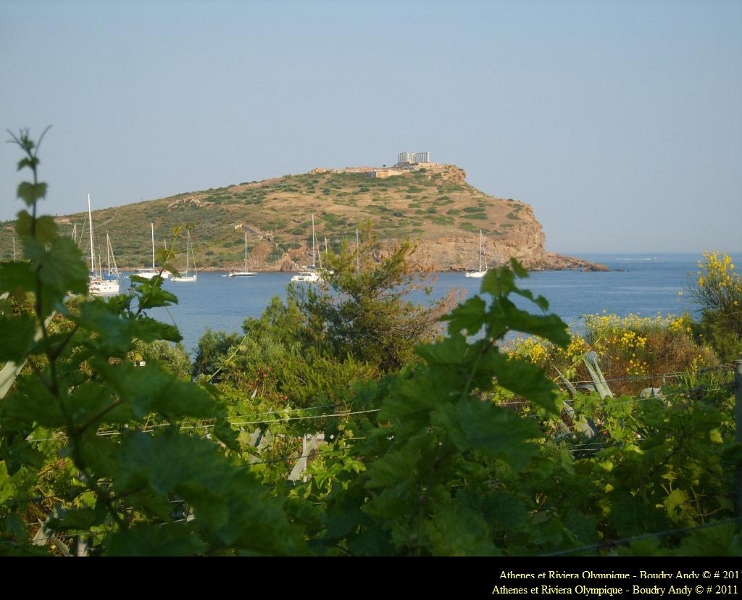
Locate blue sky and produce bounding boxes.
[1,0,740,256]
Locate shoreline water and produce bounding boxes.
[137,252,739,359]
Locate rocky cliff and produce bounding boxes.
[270,163,609,273]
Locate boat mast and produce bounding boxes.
[150,223,156,270]
[311,213,318,268]
[187,229,192,275]
[106,231,118,277]
[87,194,95,275]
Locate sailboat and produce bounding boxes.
[226,231,257,277]
[102,232,120,281]
[135,223,170,280]
[291,214,322,283]
[171,229,198,283]
[464,230,488,278]
[87,194,121,296]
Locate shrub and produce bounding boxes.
[506,313,719,396]
[685,251,742,363]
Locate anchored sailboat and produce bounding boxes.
[291,214,322,283]
[87,193,120,296]
[226,231,257,277]
[464,230,488,278]
[135,223,170,280]
[171,229,198,283]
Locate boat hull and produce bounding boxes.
[89,277,121,296]
[291,270,321,283]
[226,271,257,278]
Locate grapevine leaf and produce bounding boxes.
[16,181,47,207]
[0,314,37,362]
[108,430,307,555]
[0,261,37,295]
[664,487,689,517]
[442,295,487,336]
[433,401,542,471]
[424,502,499,556]
[414,332,471,365]
[489,353,562,412]
[2,377,64,428]
[674,522,739,556]
[106,522,206,557]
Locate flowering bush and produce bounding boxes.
[506,312,718,396]
[685,251,742,363]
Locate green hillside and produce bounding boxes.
[1,164,534,272]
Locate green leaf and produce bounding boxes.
[47,507,97,531]
[74,303,182,355]
[674,522,740,556]
[0,428,47,474]
[708,428,723,444]
[489,353,562,412]
[485,491,529,530]
[38,235,89,296]
[0,261,37,295]
[433,401,542,471]
[96,360,218,420]
[0,314,37,362]
[424,502,499,556]
[442,296,487,336]
[663,487,689,517]
[106,522,206,557]
[2,377,64,428]
[16,181,47,207]
[377,374,458,441]
[364,443,421,491]
[108,430,307,555]
[414,332,471,365]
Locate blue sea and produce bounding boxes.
[130,253,737,359]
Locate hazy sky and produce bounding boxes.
[1,0,740,256]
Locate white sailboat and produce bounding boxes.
[291,214,322,283]
[226,231,257,277]
[135,223,170,280]
[464,230,488,278]
[171,229,198,283]
[87,194,120,296]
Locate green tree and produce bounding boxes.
[286,220,459,373]
[129,339,192,379]
[191,328,243,381]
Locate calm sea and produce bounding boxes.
[131,252,739,359]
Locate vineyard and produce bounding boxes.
[1,128,741,557]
